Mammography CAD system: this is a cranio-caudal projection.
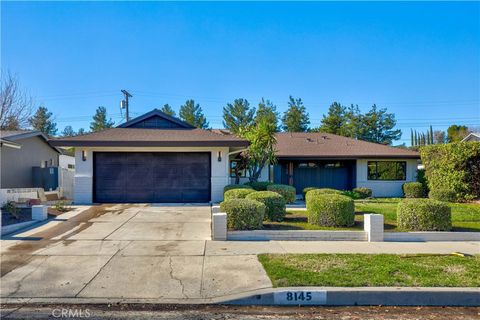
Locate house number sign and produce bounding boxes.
[273,290,327,305]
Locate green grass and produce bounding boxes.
[263,199,480,232]
[258,253,480,287]
[355,198,480,232]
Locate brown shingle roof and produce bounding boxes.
[275,132,419,159]
[50,128,249,147]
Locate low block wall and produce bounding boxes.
[227,230,367,241]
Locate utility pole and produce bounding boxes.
[121,90,133,121]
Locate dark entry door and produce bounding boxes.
[94,152,211,203]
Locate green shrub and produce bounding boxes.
[224,184,253,194]
[224,188,256,201]
[402,182,425,198]
[352,187,372,199]
[302,187,318,200]
[243,181,274,191]
[416,168,429,195]
[420,142,480,201]
[306,193,355,227]
[429,189,457,202]
[246,191,286,221]
[220,199,265,230]
[266,184,296,203]
[397,199,452,231]
[3,201,20,219]
[305,188,344,202]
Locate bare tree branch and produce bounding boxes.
[0,71,34,130]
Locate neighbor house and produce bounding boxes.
[461,132,480,142]
[0,130,61,189]
[51,109,420,204]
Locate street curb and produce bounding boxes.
[219,287,480,306]
[1,287,479,307]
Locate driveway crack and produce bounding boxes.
[9,257,48,297]
[168,257,188,299]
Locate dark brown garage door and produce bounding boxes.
[93,152,211,203]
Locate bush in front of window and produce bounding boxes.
[223,184,253,195]
[429,189,457,202]
[402,182,425,198]
[397,198,451,231]
[352,187,373,199]
[243,181,274,191]
[224,188,256,201]
[246,191,286,221]
[266,184,296,203]
[220,199,265,230]
[306,193,355,227]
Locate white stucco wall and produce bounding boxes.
[356,159,418,197]
[74,146,230,204]
[59,154,75,170]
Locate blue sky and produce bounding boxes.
[2,1,479,144]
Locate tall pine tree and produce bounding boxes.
[179,99,209,129]
[255,98,279,131]
[281,96,310,132]
[223,98,255,134]
[160,104,176,117]
[29,106,57,136]
[90,106,115,132]
[358,105,401,145]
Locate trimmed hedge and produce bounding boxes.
[352,187,372,199]
[220,199,265,230]
[266,184,296,203]
[305,188,344,202]
[306,193,355,227]
[302,187,318,200]
[224,188,256,201]
[429,189,457,202]
[402,182,425,198]
[420,142,480,201]
[224,184,253,194]
[246,191,286,221]
[397,199,452,231]
[243,181,274,191]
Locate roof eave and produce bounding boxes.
[276,154,420,160]
[50,140,249,148]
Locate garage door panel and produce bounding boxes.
[94,152,210,203]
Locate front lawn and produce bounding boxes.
[258,253,480,287]
[263,199,480,232]
[355,198,480,232]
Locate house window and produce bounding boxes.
[68,164,75,170]
[368,161,406,181]
[324,162,343,168]
[230,160,246,177]
[298,162,318,168]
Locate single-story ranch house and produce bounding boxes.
[51,109,420,204]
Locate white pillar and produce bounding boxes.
[364,214,384,242]
[212,212,227,240]
[32,205,48,221]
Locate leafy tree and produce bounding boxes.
[77,128,86,135]
[29,106,57,136]
[223,98,255,134]
[358,104,401,145]
[179,99,209,129]
[281,96,310,132]
[240,117,277,182]
[90,106,114,132]
[160,104,176,117]
[255,98,279,131]
[62,125,76,137]
[447,125,469,142]
[0,72,33,130]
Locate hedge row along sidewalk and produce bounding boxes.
[258,253,480,287]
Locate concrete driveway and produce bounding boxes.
[0,204,271,302]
